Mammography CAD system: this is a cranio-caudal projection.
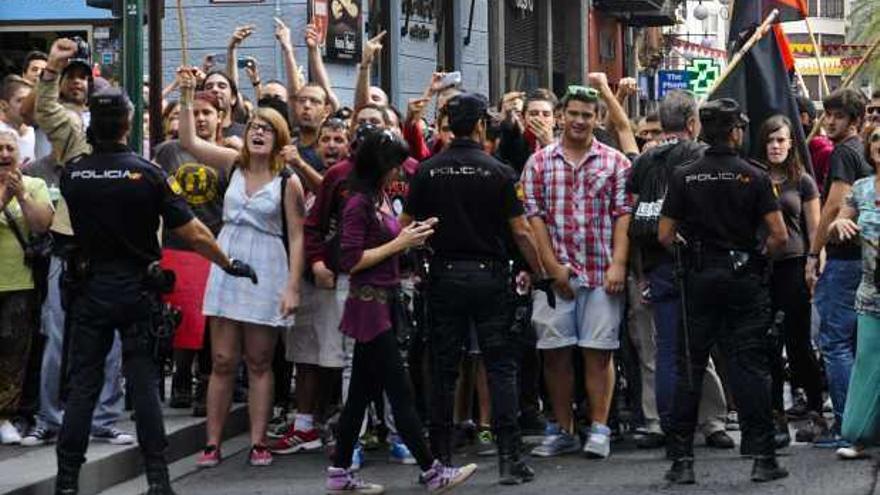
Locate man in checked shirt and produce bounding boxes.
[522,85,632,460]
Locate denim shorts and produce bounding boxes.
[531,285,623,350]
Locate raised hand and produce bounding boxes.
[305,22,321,50]
[47,38,79,73]
[229,25,255,49]
[361,30,387,66]
[407,97,431,123]
[274,17,292,50]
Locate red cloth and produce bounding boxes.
[160,248,211,350]
[809,135,834,195]
[403,120,433,162]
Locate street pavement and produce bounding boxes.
[154,434,879,495]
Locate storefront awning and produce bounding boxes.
[0,0,114,22]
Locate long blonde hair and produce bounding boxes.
[238,107,291,174]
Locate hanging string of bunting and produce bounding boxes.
[667,37,728,59]
[788,42,871,56]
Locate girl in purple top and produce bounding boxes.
[327,129,477,494]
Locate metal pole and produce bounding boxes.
[149,0,163,152]
[123,0,145,154]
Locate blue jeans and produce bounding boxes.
[36,256,123,433]
[814,258,860,431]
[646,262,726,435]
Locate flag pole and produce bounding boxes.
[807,34,880,139]
[804,17,831,96]
[702,8,780,103]
[176,0,188,66]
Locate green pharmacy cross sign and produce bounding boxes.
[686,58,722,96]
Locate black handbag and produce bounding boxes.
[3,206,53,302]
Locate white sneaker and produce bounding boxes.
[0,420,22,445]
[836,446,869,460]
[583,423,612,459]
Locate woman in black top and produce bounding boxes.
[757,115,823,446]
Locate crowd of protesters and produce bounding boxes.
[1,20,880,493]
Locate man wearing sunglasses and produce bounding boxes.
[868,90,880,126]
[658,98,789,484]
[523,85,632,460]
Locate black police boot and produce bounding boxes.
[145,461,177,495]
[498,433,535,485]
[751,456,789,482]
[664,458,696,484]
[55,463,80,495]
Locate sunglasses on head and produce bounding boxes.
[867,105,880,115]
[564,85,600,101]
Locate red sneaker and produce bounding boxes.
[196,445,221,468]
[268,428,323,454]
[249,444,273,466]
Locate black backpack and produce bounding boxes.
[628,140,705,247]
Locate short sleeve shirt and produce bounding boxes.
[61,147,193,265]
[0,176,52,291]
[153,140,227,250]
[823,136,872,259]
[845,177,880,317]
[771,172,819,260]
[662,147,779,253]
[404,139,524,260]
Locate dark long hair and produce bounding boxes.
[350,127,409,199]
[201,70,247,124]
[757,114,804,183]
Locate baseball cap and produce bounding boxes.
[699,98,749,128]
[89,87,132,116]
[447,92,490,129]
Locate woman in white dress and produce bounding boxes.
[176,68,304,467]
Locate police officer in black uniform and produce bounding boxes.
[54,88,257,495]
[402,93,546,486]
[657,98,789,484]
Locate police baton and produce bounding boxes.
[672,235,694,390]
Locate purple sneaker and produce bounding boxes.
[421,460,478,493]
[326,467,384,494]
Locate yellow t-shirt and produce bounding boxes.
[0,176,52,292]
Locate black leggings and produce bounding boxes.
[333,330,433,471]
[770,256,823,412]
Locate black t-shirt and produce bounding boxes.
[222,122,246,139]
[61,144,194,265]
[661,146,779,253]
[404,138,525,261]
[822,136,872,260]
[298,142,325,174]
[152,140,227,250]
[772,172,818,260]
[626,139,706,271]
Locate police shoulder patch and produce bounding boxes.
[166,176,184,196]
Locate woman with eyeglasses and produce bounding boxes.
[828,124,880,459]
[755,115,823,448]
[325,128,477,494]
[176,68,305,468]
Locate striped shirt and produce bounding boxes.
[521,139,632,288]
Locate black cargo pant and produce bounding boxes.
[669,263,775,459]
[428,260,520,464]
[57,266,167,472]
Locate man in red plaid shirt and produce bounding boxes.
[522,85,632,459]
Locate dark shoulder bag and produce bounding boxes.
[3,207,53,303]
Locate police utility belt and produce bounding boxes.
[685,242,767,276]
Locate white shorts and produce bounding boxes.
[532,285,623,350]
[286,275,349,368]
